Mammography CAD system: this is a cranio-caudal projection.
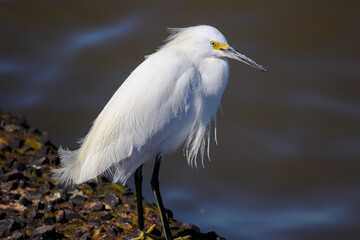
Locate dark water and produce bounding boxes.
[1,1,360,239]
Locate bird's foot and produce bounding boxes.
[131,224,191,240]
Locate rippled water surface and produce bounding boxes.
[1,1,360,239]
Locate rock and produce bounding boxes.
[80,234,90,240]
[58,188,68,201]
[34,202,45,211]
[97,212,113,221]
[30,208,43,220]
[87,219,101,227]
[90,202,105,211]
[37,146,48,155]
[29,225,57,239]
[19,195,32,207]
[9,231,26,240]
[0,219,21,237]
[44,216,56,225]
[13,162,26,171]
[49,192,63,205]
[48,154,60,166]
[9,193,21,200]
[0,212,6,220]
[5,157,16,169]
[2,181,18,191]
[64,209,82,221]
[25,190,48,200]
[66,200,75,209]
[27,220,37,229]
[24,144,33,152]
[70,194,87,204]
[0,166,7,174]
[0,170,24,181]
[0,144,10,152]
[105,192,121,207]
[8,138,22,149]
[45,181,54,189]
[55,210,66,223]
[28,157,48,167]
[43,203,54,214]
[86,181,97,189]
[107,226,118,236]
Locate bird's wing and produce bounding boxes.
[56,49,200,184]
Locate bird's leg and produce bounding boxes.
[131,159,191,240]
[135,165,144,231]
[151,155,173,240]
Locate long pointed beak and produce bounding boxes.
[223,46,267,72]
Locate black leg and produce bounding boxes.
[134,165,144,231]
[151,155,172,240]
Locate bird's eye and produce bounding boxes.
[210,41,217,47]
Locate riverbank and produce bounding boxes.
[0,110,225,239]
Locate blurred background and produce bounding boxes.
[1,0,359,239]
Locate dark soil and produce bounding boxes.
[0,110,225,240]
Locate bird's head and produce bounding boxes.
[161,25,267,72]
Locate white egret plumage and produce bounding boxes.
[53,25,266,240]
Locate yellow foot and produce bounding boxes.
[131,224,192,240]
[174,236,192,240]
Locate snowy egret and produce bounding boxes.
[53,25,266,240]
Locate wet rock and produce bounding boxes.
[0,166,7,174]
[9,231,26,240]
[64,209,82,221]
[9,193,21,200]
[2,208,18,215]
[24,144,33,152]
[86,181,97,189]
[27,220,37,229]
[0,212,6,220]
[80,234,90,240]
[90,202,105,211]
[107,226,119,236]
[44,216,56,225]
[87,219,101,227]
[37,146,48,155]
[29,225,58,239]
[25,190,48,200]
[28,157,48,167]
[30,208,43,220]
[66,200,75,209]
[70,194,87,204]
[76,226,91,236]
[55,210,66,223]
[0,144,10,152]
[8,138,22,149]
[43,203,54,214]
[34,202,45,211]
[48,154,60,166]
[5,157,16,169]
[19,195,32,207]
[98,212,113,221]
[0,219,21,237]
[49,192,63,205]
[105,192,121,207]
[58,188,68,201]
[13,162,26,171]
[2,181,18,191]
[0,170,24,181]
[45,181,54,189]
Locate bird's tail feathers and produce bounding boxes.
[52,147,81,186]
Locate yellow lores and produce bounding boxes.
[210,40,229,50]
